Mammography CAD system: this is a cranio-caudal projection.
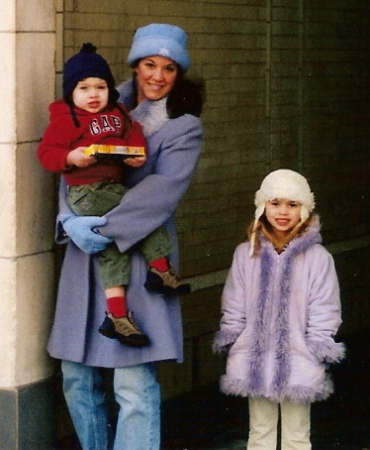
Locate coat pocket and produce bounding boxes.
[291,332,320,364]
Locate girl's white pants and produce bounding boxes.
[247,397,312,450]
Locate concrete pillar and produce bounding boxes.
[0,0,57,448]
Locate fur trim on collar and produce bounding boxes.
[259,214,322,256]
[118,79,170,137]
[130,98,169,137]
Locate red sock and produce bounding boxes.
[107,296,127,318]
[149,257,170,272]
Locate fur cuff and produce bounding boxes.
[213,330,240,354]
[220,375,249,397]
[307,339,346,363]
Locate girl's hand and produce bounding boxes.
[67,147,96,168]
[124,155,147,168]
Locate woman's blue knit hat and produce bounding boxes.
[63,43,116,97]
[127,23,190,73]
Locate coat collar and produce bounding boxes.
[118,79,170,137]
[259,215,322,258]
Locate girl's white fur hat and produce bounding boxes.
[254,169,315,222]
[250,169,315,256]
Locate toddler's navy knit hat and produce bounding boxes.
[63,43,117,98]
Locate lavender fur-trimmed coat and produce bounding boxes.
[47,80,202,367]
[214,217,345,403]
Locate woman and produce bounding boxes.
[47,23,204,450]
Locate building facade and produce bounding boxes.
[1,1,370,447]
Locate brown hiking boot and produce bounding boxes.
[144,265,191,295]
[99,312,150,347]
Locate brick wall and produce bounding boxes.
[59,0,370,396]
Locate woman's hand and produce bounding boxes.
[67,147,97,168]
[61,215,113,254]
[124,155,147,168]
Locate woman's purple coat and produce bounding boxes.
[47,80,203,368]
[214,218,345,403]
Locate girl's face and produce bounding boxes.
[72,77,109,113]
[134,56,179,103]
[265,198,302,238]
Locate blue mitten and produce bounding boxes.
[61,215,113,254]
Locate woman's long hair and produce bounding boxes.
[166,72,204,118]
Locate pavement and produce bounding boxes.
[56,328,370,450]
[161,329,370,450]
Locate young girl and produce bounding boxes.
[213,169,345,449]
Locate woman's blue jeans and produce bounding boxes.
[61,360,161,450]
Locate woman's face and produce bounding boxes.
[264,198,302,239]
[135,56,179,103]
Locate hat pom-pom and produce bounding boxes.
[80,43,97,53]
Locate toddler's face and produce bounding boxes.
[265,198,302,238]
[72,77,109,113]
